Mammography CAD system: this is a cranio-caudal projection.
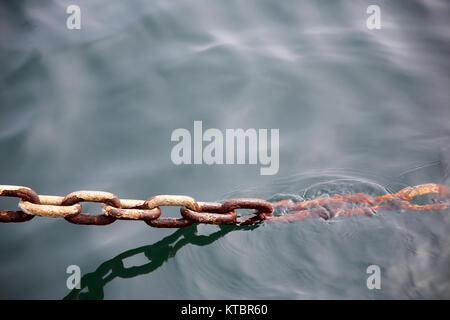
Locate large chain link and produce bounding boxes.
[0,183,449,226]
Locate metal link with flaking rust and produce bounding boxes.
[0,183,449,226]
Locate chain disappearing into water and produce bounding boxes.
[0,183,449,227]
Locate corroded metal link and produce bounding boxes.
[198,202,223,212]
[62,190,121,207]
[266,207,375,223]
[143,195,200,227]
[104,206,161,220]
[65,214,116,225]
[371,184,450,211]
[0,185,40,204]
[0,185,40,222]
[144,195,200,211]
[0,211,35,223]
[270,194,376,211]
[182,201,238,224]
[61,190,121,225]
[267,184,450,224]
[392,183,447,200]
[145,217,194,228]
[373,200,449,212]
[103,199,161,220]
[19,195,82,218]
[118,199,147,209]
[220,198,273,216]
[236,214,266,226]
[181,206,237,225]
[270,184,450,214]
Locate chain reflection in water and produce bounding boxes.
[64,224,257,300]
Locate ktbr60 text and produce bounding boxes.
[225,304,268,315]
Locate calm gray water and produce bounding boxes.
[1,0,450,299]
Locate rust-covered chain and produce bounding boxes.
[268,183,450,222]
[0,183,449,226]
[0,185,39,222]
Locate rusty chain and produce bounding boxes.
[0,183,449,227]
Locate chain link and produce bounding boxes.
[61,190,121,225]
[19,195,82,217]
[142,195,201,227]
[0,183,449,226]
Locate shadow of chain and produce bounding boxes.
[64,224,258,300]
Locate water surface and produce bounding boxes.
[0,0,449,299]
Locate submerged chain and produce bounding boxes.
[0,183,449,227]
